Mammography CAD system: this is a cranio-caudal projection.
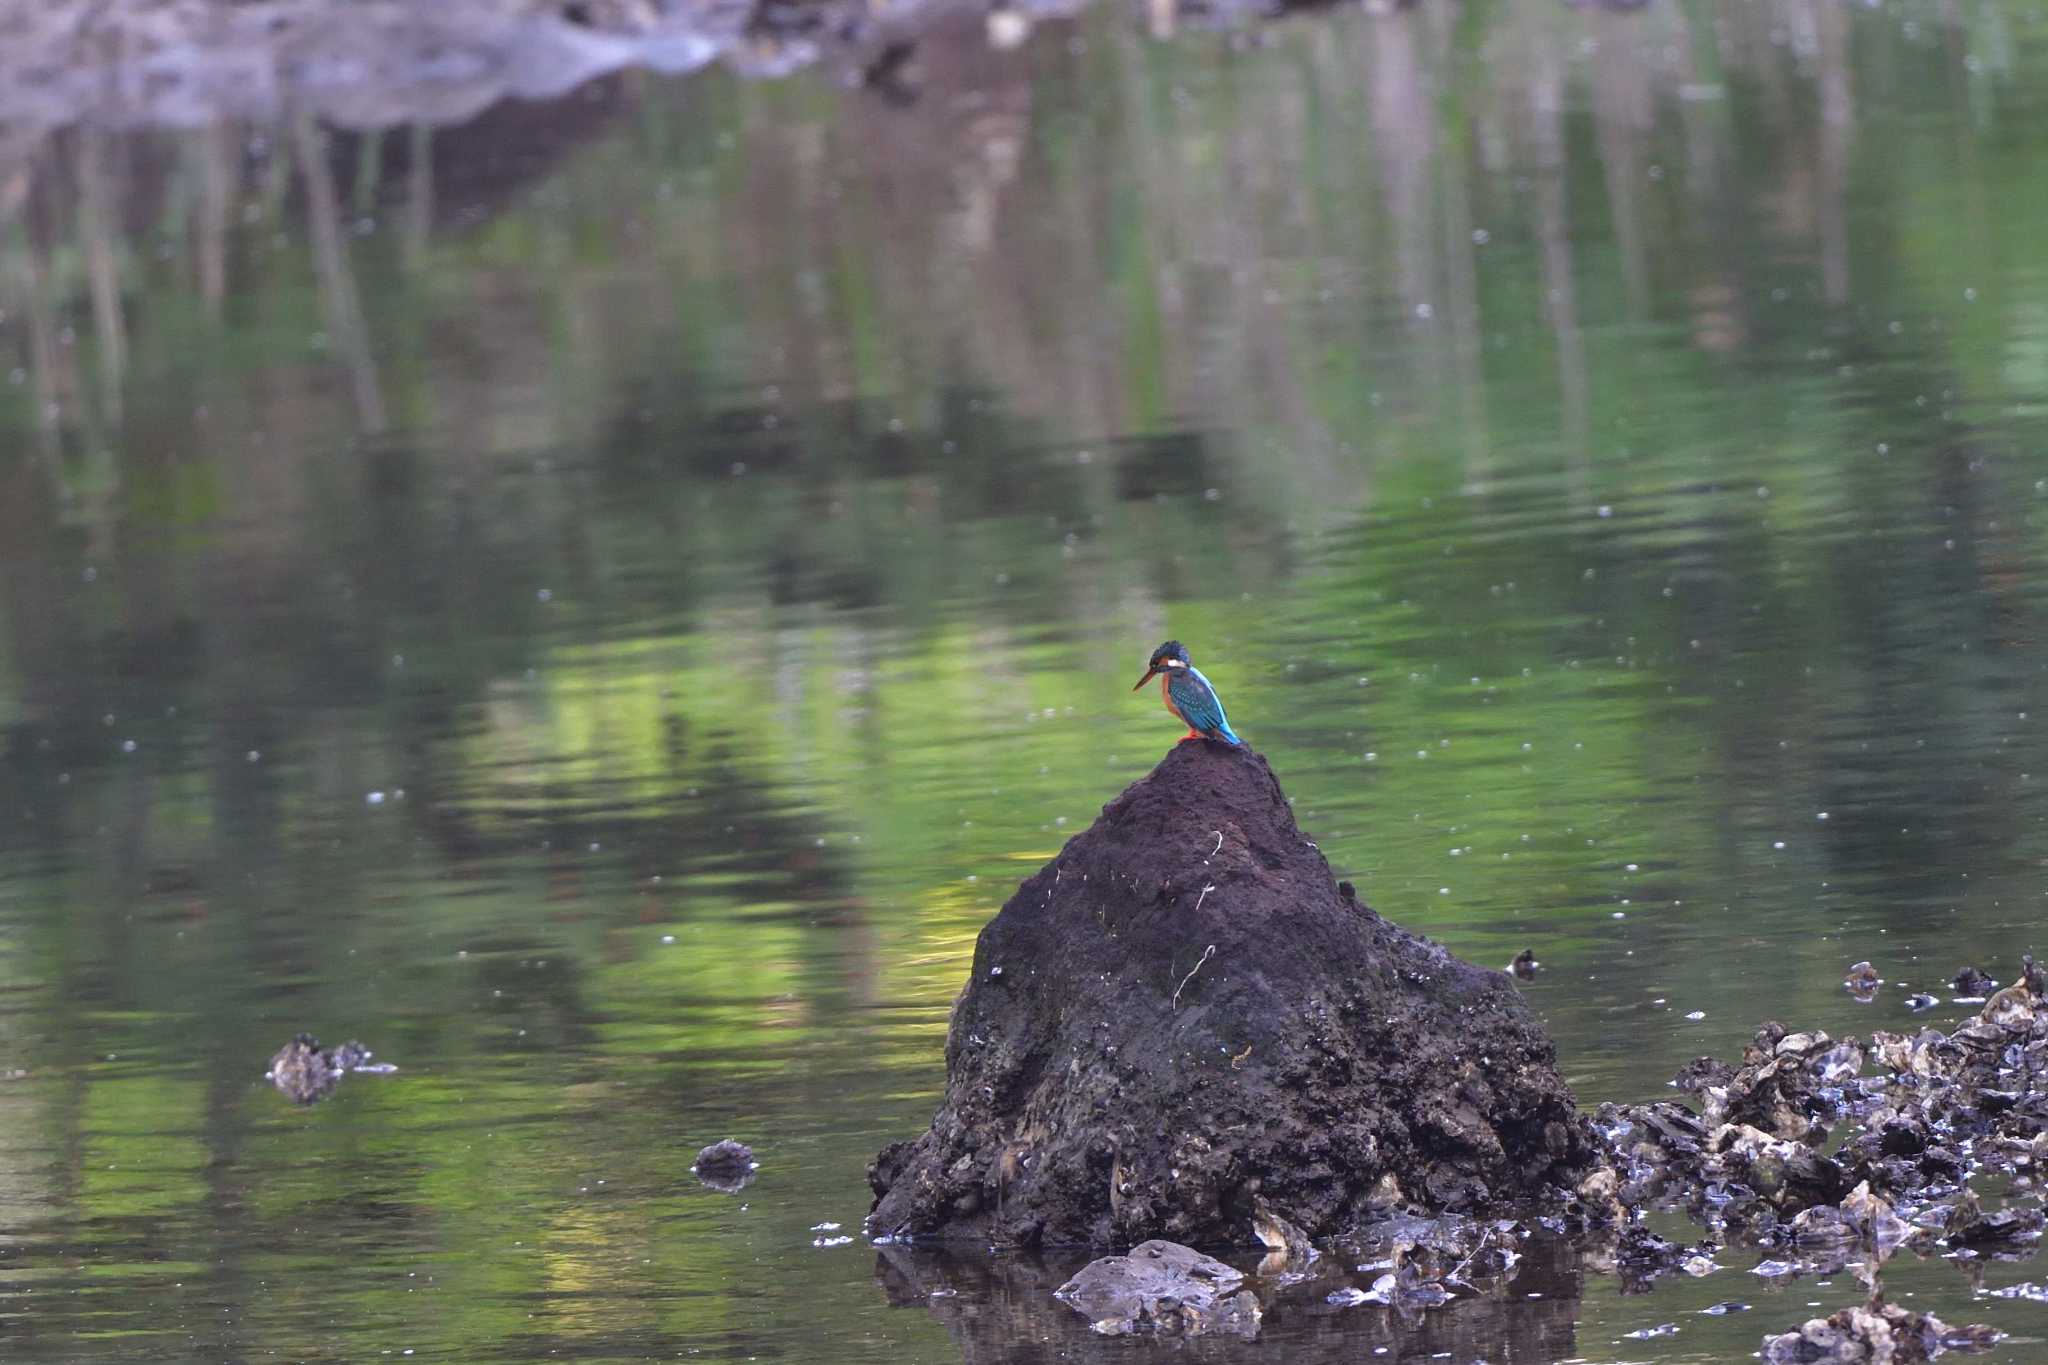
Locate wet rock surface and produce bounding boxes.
[1759,1296,2003,1363]
[265,1032,391,1103]
[867,740,1596,1248]
[1053,1239,1260,1337]
[692,1138,759,1192]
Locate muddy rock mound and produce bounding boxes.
[868,741,1596,1248]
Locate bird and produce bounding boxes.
[1132,640,1242,745]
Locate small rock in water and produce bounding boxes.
[1623,1323,1679,1340]
[1953,965,1998,997]
[1701,1301,1751,1315]
[1672,1055,1737,1092]
[1509,948,1541,978]
[1906,992,1940,1012]
[692,1139,757,1192]
[1759,1298,2002,1363]
[1843,961,1880,1000]
[1055,1240,1261,1339]
[265,1032,391,1105]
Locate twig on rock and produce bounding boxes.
[1173,944,1217,1008]
[1195,882,1216,913]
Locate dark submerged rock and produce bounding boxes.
[1952,966,1998,998]
[867,741,1596,1247]
[692,1138,757,1192]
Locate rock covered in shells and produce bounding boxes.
[1759,1295,2002,1363]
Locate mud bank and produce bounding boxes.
[867,740,1597,1248]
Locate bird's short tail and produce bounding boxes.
[1215,724,1243,746]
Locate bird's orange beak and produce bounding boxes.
[1132,665,1160,691]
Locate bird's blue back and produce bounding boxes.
[1170,666,1241,745]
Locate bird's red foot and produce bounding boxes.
[1178,730,1203,742]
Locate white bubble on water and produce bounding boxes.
[366,790,386,805]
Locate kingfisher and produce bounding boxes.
[1132,640,1242,745]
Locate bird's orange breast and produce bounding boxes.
[1158,673,1182,721]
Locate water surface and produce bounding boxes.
[5,0,2048,1358]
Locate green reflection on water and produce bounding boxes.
[4,0,2048,1359]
